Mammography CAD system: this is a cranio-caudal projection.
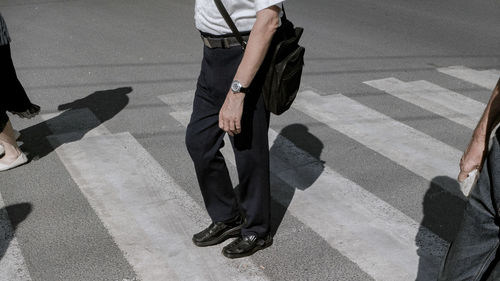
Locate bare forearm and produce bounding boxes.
[473,78,500,142]
[233,6,280,87]
[458,78,500,181]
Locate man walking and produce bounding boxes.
[438,78,500,280]
[185,0,283,258]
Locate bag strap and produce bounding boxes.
[213,0,247,49]
[281,4,287,20]
[213,2,288,49]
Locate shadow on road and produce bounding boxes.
[269,123,324,236]
[416,176,467,280]
[0,203,32,261]
[18,87,132,160]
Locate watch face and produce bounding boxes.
[231,81,241,92]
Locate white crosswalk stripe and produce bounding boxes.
[9,65,494,280]
[153,66,498,280]
[364,77,485,129]
[159,92,448,281]
[437,65,500,90]
[293,90,463,197]
[41,109,268,281]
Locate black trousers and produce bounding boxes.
[0,43,31,131]
[438,132,500,281]
[0,110,7,132]
[185,45,271,237]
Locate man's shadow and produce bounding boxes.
[18,87,132,160]
[0,203,32,261]
[269,124,325,236]
[415,176,467,281]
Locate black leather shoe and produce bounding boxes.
[192,215,243,247]
[222,234,273,259]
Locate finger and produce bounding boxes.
[224,119,231,133]
[218,114,224,130]
[458,165,479,182]
[457,171,469,182]
[226,120,234,136]
[235,120,241,135]
[229,120,237,135]
[460,161,479,174]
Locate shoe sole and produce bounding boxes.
[222,238,273,259]
[192,225,242,247]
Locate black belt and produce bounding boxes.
[201,34,249,49]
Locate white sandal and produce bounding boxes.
[0,152,28,171]
[0,130,21,155]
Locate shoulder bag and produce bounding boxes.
[213,0,305,115]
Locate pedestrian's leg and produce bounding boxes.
[0,117,26,171]
[438,136,500,281]
[0,120,22,163]
[186,110,239,221]
[0,109,8,155]
[185,48,241,222]
[0,44,31,112]
[220,91,272,258]
[230,91,271,237]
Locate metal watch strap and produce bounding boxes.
[213,0,247,49]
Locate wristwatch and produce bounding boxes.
[231,80,250,94]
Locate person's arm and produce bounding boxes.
[218,5,281,136]
[458,78,500,181]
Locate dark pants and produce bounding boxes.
[438,131,500,281]
[0,43,31,131]
[0,109,7,132]
[185,46,271,237]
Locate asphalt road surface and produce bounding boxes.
[0,0,499,280]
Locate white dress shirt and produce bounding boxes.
[195,0,284,35]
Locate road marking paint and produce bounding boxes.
[160,92,448,281]
[0,193,32,281]
[294,90,463,197]
[161,90,194,113]
[268,130,447,281]
[364,77,485,129]
[45,109,268,281]
[437,65,500,90]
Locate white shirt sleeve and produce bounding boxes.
[254,0,285,12]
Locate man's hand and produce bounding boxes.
[219,91,245,136]
[458,137,487,182]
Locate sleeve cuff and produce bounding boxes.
[255,0,285,12]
